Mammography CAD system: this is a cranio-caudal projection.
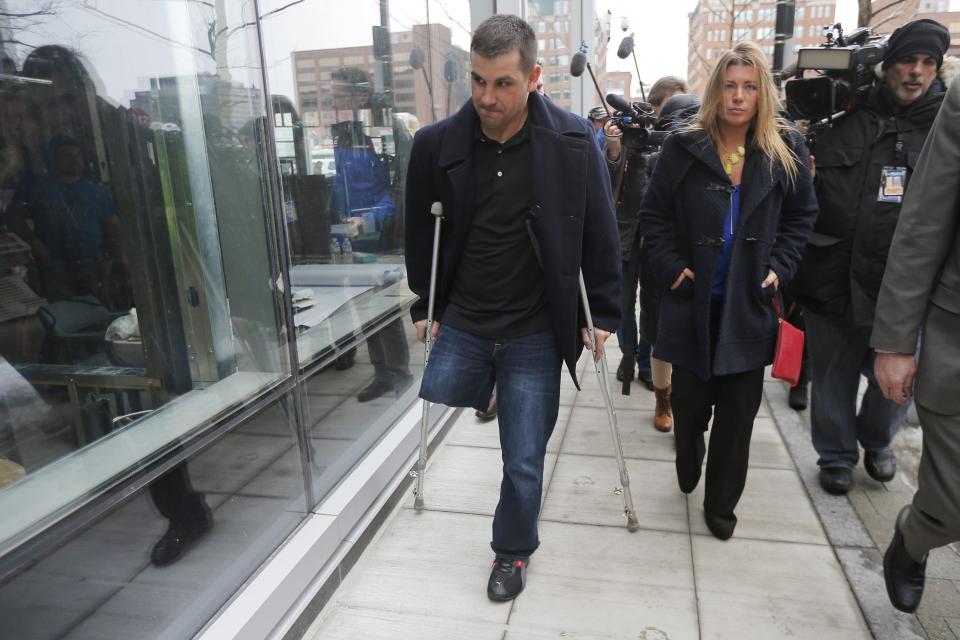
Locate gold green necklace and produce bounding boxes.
[721,144,746,175]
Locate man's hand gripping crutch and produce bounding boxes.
[579,270,640,532]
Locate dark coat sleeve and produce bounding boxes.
[769,130,819,286]
[404,127,439,323]
[639,135,688,290]
[580,120,622,333]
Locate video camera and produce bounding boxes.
[606,93,668,152]
[784,24,887,124]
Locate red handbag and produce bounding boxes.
[771,296,805,388]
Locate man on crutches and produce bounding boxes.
[404,15,622,602]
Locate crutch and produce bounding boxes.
[579,270,640,532]
[413,201,444,511]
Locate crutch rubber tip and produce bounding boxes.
[626,515,640,532]
[414,495,425,510]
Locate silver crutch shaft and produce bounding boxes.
[414,202,444,510]
[578,271,640,532]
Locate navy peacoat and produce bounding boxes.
[640,128,818,380]
[404,92,622,387]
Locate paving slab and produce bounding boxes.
[327,509,512,625]
[693,535,872,640]
[398,444,558,517]
[561,405,674,462]
[508,521,698,640]
[540,455,687,534]
[687,466,827,545]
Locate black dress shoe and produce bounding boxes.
[616,359,633,382]
[151,510,213,567]
[865,450,897,483]
[637,370,655,392]
[357,378,394,403]
[704,511,737,541]
[475,388,497,421]
[334,348,356,370]
[788,382,808,411]
[884,506,927,613]
[487,556,527,601]
[819,467,853,495]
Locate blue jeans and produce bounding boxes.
[419,325,562,558]
[618,260,652,376]
[805,308,911,469]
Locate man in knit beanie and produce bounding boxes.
[792,18,950,496]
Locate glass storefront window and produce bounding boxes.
[0,399,305,639]
[0,1,289,553]
[259,0,471,507]
[259,1,472,367]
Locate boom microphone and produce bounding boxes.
[443,55,458,83]
[606,93,631,113]
[617,35,634,60]
[409,47,424,71]
[570,51,587,78]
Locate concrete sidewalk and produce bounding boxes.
[301,345,928,639]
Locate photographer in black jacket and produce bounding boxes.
[606,77,691,433]
[792,19,951,495]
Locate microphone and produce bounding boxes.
[570,51,587,78]
[617,35,634,60]
[409,47,424,70]
[606,93,631,113]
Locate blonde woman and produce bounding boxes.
[640,42,817,540]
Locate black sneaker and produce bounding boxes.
[487,556,527,601]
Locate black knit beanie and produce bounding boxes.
[882,19,950,70]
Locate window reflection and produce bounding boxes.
[0,1,286,545]
[270,5,471,366]
[260,0,471,507]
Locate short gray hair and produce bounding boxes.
[471,15,538,74]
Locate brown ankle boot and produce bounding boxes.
[654,385,673,432]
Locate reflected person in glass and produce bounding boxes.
[329,67,412,402]
[405,15,620,602]
[9,135,128,307]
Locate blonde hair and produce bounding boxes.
[691,41,799,184]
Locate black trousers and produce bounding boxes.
[672,365,764,523]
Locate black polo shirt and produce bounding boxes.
[442,116,550,339]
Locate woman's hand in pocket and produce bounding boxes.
[761,269,779,292]
[671,268,695,290]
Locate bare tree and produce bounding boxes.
[689,0,816,86]
[0,1,61,49]
[858,0,915,29]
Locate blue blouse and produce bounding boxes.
[711,183,741,298]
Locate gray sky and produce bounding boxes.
[7,0,955,108]
[598,0,860,91]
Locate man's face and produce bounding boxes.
[653,88,684,117]
[332,83,370,112]
[470,50,539,136]
[885,53,938,107]
[719,63,759,130]
[54,144,84,180]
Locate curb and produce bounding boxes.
[764,378,927,640]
